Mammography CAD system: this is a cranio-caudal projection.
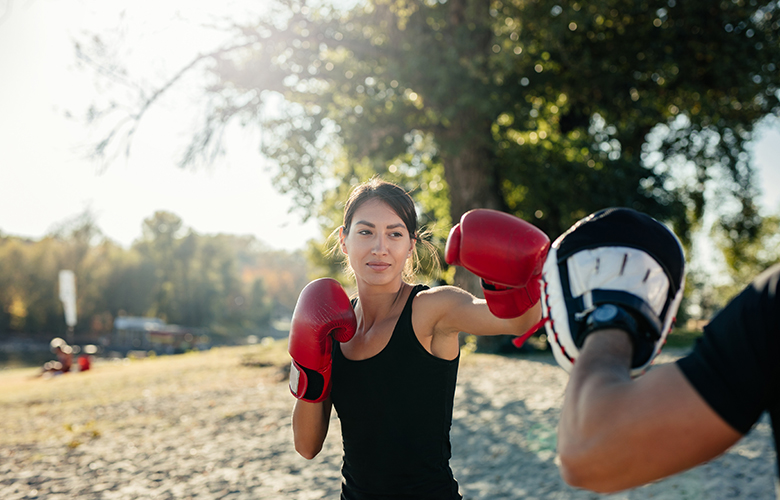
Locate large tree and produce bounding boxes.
[78,0,780,349]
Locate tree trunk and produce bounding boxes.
[441,120,512,353]
[438,0,515,353]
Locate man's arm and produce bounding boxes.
[557,329,743,493]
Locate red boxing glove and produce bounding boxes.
[288,278,357,403]
[445,209,550,318]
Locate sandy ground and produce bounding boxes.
[0,346,775,500]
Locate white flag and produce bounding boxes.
[58,270,77,327]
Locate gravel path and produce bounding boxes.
[0,348,775,499]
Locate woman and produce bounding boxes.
[290,177,548,499]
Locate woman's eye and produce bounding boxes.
[358,229,372,236]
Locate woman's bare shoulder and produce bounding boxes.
[411,286,471,354]
[413,285,474,319]
[416,284,471,301]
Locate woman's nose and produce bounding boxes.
[372,235,388,254]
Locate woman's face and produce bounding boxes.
[340,198,415,288]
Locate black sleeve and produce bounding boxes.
[676,264,780,434]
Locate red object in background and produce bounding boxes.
[78,355,91,372]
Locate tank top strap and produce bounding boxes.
[390,284,429,346]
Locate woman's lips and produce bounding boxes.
[367,261,391,271]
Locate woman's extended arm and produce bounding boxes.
[418,285,541,338]
[557,329,742,493]
[412,285,542,360]
[292,398,333,460]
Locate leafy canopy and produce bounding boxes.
[79,0,780,293]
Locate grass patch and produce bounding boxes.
[0,340,291,446]
[665,328,703,348]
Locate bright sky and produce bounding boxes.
[0,0,323,251]
[1,0,778,253]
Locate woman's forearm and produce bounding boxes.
[292,398,332,459]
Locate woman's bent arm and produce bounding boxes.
[292,398,332,459]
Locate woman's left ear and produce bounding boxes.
[339,226,348,254]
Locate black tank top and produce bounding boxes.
[331,284,462,499]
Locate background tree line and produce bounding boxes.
[63,0,780,350]
[0,211,311,343]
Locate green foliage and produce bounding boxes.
[171,0,776,238]
[664,328,703,349]
[711,211,780,307]
[78,0,780,252]
[0,211,312,340]
[0,236,63,333]
[77,0,780,350]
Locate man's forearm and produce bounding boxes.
[557,329,638,490]
[557,329,743,493]
[562,328,635,430]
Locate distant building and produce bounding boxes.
[112,317,209,354]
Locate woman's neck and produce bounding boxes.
[354,280,409,328]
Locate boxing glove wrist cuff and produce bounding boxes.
[289,360,328,403]
[481,279,538,319]
[482,280,509,292]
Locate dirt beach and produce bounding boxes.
[0,344,774,499]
